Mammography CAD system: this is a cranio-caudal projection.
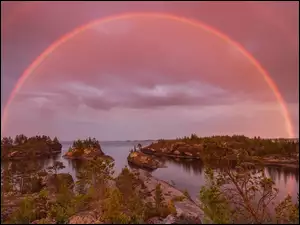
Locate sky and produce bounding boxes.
[1,1,299,141]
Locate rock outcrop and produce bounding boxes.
[68,211,99,224]
[132,169,203,224]
[63,147,113,161]
[127,151,162,170]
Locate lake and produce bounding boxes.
[4,141,300,202]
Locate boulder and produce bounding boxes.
[174,150,180,155]
[68,211,99,224]
[184,152,193,157]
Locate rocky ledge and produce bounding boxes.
[134,169,203,224]
[141,142,203,159]
[68,169,203,224]
[127,151,163,170]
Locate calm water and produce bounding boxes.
[4,141,300,202]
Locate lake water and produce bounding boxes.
[5,141,299,202]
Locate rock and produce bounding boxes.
[141,147,157,155]
[184,152,193,157]
[68,211,99,224]
[174,150,180,155]
[162,215,177,224]
[132,169,204,224]
[173,201,202,224]
[127,151,161,170]
[31,218,56,224]
[63,147,113,161]
[147,217,164,224]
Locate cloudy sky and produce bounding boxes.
[1,1,299,140]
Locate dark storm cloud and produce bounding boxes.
[13,84,241,111]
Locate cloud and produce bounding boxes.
[13,81,243,111]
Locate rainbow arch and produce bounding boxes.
[1,12,294,137]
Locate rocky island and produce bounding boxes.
[141,134,299,168]
[1,135,62,161]
[127,150,163,170]
[63,138,113,161]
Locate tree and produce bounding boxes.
[14,134,27,145]
[76,158,114,193]
[199,156,299,224]
[47,161,65,176]
[137,143,142,150]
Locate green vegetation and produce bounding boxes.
[1,134,62,160]
[147,134,299,161]
[71,138,101,150]
[199,156,299,224]
[66,137,103,158]
[2,140,299,224]
[47,161,66,176]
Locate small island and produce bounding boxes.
[141,134,299,168]
[63,137,113,160]
[1,134,62,161]
[127,150,163,170]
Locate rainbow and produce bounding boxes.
[1,12,294,137]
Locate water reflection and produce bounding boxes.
[162,157,204,175]
[265,166,299,183]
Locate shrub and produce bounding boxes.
[10,197,36,224]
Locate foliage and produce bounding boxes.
[1,134,62,160]
[199,159,299,224]
[72,137,101,150]
[76,157,114,193]
[10,197,36,224]
[199,169,232,224]
[101,188,131,224]
[183,189,191,200]
[172,195,186,202]
[47,184,76,223]
[47,161,65,176]
[149,134,298,159]
[275,195,299,224]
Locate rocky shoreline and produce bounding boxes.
[139,140,299,169]
[67,169,204,224]
[1,169,203,224]
[1,135,62,161]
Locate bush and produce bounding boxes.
[10,197,36,224]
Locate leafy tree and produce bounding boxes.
[76,158,114,193]
[47,161,65,176]
[199,157,299,224]
[275,195,299,224]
